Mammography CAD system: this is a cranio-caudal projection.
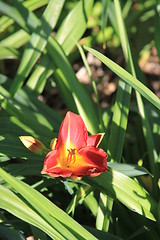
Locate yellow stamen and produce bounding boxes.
[66,148,76,165]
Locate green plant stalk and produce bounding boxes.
[66,186,93,215]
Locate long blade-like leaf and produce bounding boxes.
[0,185,65,240]
[84,46,160,110]
[0,168,98,240]
[114,0,159,200]
[10,0,65,96]
[85,170,158,221]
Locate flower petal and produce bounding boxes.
[87,133,104,147]
[41,150,72,178]
[56,111,88,151]
[41,145,108,178]
[69,146,108,177]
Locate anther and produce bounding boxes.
[66,148,76,165]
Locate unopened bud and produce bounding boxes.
[20,136,48,155]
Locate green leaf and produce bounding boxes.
[0,1,48,33]
[0,168,98,240]
[0,82,62,133]
[10,0,65,96]
[85,226,124,240]
[0,15,13,33]
[26,53,54,93]
[0,184,67,240]
[108,162,152,177]
[4,160,42,176]
[107,80,131,162]
[0,134,42,160]
[85,170,158,221]
[23,0,49,11]
[96,193,113,231]
[84,46,160,111]
[154,4,160,60]
[0,1,29,31]
[0,46,19,59]
[56,0,94,55]
[28,0,94,95]
[0,1,99,134]
[47,37,99,134]
[101,0,111,48]
[113,0,159,200]
[0,0,47,32]
[0,225,25,240]
[0,30,30,49]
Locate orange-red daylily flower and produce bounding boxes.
[41,111,108,179]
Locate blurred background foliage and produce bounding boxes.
[0,0,160,239]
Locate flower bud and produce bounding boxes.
[20,136,48,155]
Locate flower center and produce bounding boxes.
[66,148,76,166]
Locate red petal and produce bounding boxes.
[69,146,108,177]
[87,133,104,147]
[41,150,59,173]
[41,150,72,178]
[56,112,88,151]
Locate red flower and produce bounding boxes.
[41,112,108,179]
